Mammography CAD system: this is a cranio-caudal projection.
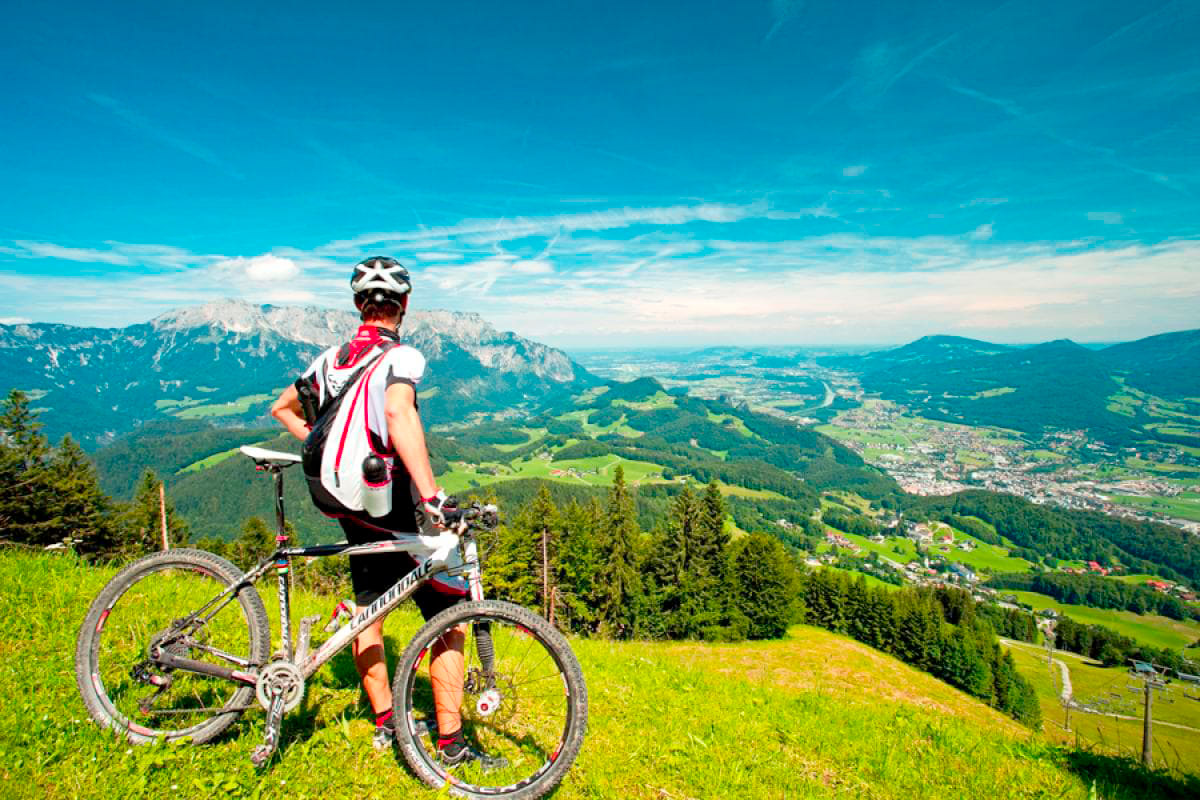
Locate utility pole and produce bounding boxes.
[159,483,170,551]
[1127,660,1169,768]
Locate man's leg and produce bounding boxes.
[352,615,391,715]
[429,626,465,734]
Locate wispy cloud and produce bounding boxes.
[13,241,135,266]
[763,0,805,45]
[86,93,244,179]
[3,202,1198,345]
[1087,211,1124,225]
[841,164,868,178]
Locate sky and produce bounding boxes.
[1,0,1197,348]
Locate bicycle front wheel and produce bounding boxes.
[393,600,588,800]
[74,548,270,744]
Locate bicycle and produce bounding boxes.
[75,446,588,800]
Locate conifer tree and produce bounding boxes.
[48,436,118,552]
[489,485,559,612]
[733,533,793,639]
[229,516,275,571]
[118,470,190,557]
[555,499,599,632]
[592,465,642,638]
[0,389,53,544]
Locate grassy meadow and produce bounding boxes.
[1006,590,1200,652]
[3,550,1199,800]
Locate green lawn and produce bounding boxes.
[11,550,1197,800]
[926,524,1035,575]
[174,394,273,419]
[439,454,666,494]
[1110,494,1200,523]
[1005,642,1200,773]
[1007,590,1200,652]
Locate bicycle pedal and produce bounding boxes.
[323,599,354,633]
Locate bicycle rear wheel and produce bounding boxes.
[393,600,588,800]
[75,548,270,744]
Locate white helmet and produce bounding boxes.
[350,256,412,304]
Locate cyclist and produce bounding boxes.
[269,256,491,766]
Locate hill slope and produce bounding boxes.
[6,551,1195,800]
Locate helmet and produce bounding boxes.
[350,256,412,304]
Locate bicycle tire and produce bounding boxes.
[392,600,588,800]
[75,548,270,745]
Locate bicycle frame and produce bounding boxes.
[156,460,486,687]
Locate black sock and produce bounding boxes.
[437,728,465,755]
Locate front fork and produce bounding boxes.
[461,536,495,675]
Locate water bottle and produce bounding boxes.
[361,455,392,517]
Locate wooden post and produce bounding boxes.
[159,483,170,551]
[541,525,549,619]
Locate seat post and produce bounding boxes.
[273,467,289,544]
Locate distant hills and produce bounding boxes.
[0,299,599,447]
[825,329,1200,444]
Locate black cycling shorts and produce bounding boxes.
[338,515,467,620]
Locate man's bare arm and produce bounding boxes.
[384,382,438,499]
[271,385,310,441]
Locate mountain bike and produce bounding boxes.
[75,446,587,800]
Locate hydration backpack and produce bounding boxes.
[299,344,396,514]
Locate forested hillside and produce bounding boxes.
[826,328,1200,445]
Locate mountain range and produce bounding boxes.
[825,330,1200,443]
[0,299,598,447]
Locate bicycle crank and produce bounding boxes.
[255,661,305,712]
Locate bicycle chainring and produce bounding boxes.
[255,661,305,712]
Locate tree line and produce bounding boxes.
[989,571,1199,622]
[802,570,1041,727]
[481,467,801,642]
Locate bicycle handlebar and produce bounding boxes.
[443,502,499,531]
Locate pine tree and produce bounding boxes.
[47,436,118,552]
[696,480,732,621]
[117,470,190,557]
[489,485,557,611]
[555,499,599,633]
[0,389,53,544]
[229,516,275,571]
[733,533,793,639]
[0,392,119,551]
[592,466,642,638]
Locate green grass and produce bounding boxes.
[438,454,666,494]
[1004,642,1200,775]
[173,394,273,419]
[926,524,1034,574]
[9,550,1200,799]
[1007,590,1200,652]
[178,446,248,474]
[1109,494,1200,523]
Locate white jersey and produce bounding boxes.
[301,325,425,510]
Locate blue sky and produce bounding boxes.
[1,1,1197,347]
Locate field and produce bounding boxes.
[1007,590,1200,652]
[1109,494,1200,524]
[173,394,274,420]
[1004,641,1200,772]
[439,454,666,494]
[5,551,1199,799]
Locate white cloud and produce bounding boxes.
[0,317,31,325]
[970,223,994,241]
[842,164,868,177]
[216,254,301,282]
[13,241,135,265]
[1087,211,1124,225]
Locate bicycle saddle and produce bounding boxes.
[239,445,302,467]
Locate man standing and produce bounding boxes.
[269,256,490,766]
